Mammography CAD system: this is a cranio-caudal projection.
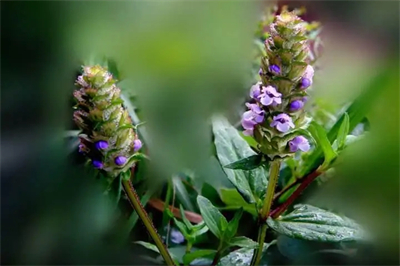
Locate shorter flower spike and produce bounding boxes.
[289,136,310,152]
[93,160,103,169]
[270,113,295,133]
[73,65,143,178]
[95,140,109,150]
[115,156,127,166]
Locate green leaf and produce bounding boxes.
[179,205,193,231]
[229,236,258,248]
[266,204,367,242]
[135,241,184,264]
[220,188,257,217]
[224,154,264,171]
[183,250,217,265]
[224,208,243,241]
[239,132,259,150]
[135,241,160,254]
[192,223,209,238]
[173,176,196,212]
[308,122,337,169]
[336,112,350,151]
[173,218,190,239]
[197,195,228,239]
[212,116,268,203]
[217,242,275,266]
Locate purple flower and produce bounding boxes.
[289,136,310,152]
[78,144,88,154]
[270,113,295,133]
[95,140,109,150]
[92,160,103,169]
[250,82,262,99]
[133,139,142,152]
[241,103,264,135]
[170,228,185,244]
[259,86,282,106]
[258,68,263,76]
[269,64,281,74]
[115,156,127,166]
[300,65,314,89]
[289,100,304,111]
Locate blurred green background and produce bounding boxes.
[1,1,399,265]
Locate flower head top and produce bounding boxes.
[73,65,143,178]
[241,10,315,159]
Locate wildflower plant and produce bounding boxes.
[68,6,372,266]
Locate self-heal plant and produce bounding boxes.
[73,65,176,266]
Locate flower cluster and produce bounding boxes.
[242,11,313,159]
[73,65,142,177]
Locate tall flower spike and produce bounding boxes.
[242,10,314,159]
[73,65,142,178]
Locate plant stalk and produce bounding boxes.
[270,169,321,218]
[122,179,176,266]
[250,160,281,266]
[211,240,224,266]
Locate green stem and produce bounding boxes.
[186,242,193,254]
[250,160,281,266]
[122,179,176,266]
[211,240,224,266]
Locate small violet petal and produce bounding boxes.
[289,136,310,152]
[95,140,109,150]
[92,160,103,169]
[133,139,142,152]
[289,100,304,111]
[115,156,127,166]
[250,82,262,99]
[269,64,281,74]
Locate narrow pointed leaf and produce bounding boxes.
[197,195,228,239]
[308,122,337,169]
[224,208,243,241]
[336,112,350,151]
[224,154,264,170]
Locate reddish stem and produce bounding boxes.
[270,170,322,218]
[273,177,301,202]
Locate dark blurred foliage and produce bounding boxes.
[1,1,399,265]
